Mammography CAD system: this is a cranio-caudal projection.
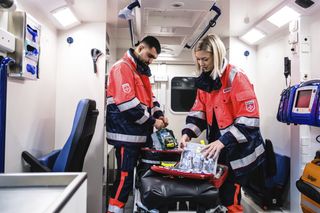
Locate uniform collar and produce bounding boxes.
[125,48,152,77]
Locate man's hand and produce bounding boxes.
[201,140,225,159]
[154,119,165,130]
[159,116,169,127]
[179,134,190,149]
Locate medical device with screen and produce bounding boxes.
[277,85,298,124]
[290,81,320,126]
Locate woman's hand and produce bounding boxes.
[179,134,190,149]
[201,140,225,159]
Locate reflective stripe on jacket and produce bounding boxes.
[182,64,265,176]
[106,50,163,146]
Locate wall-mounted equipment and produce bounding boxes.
[277,85,298,124]
[0,28,15,53]
[0,0,17,11]
[91,48,102,73]
[7,11,41,79]
[277,80,320,127]
[284,57,291,86]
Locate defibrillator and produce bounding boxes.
[277,80,320,127]
[151,128,178,150]
[277,85,298,124]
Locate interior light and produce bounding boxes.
[267,6,300,28]
[240,28,266,44]
[51,6,80,28]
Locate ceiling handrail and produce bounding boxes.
[118,0,141,47]
[184,3,221,49]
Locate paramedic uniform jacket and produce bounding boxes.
[182,64,265,176]
[106,50,163,146]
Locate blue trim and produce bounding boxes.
[0,58,7,173]
[0,57,15,173]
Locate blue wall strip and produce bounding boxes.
[0,58,7,173]
[0,57,14,173]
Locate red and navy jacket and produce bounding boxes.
[182,64,265,176]
[106,49,163,146]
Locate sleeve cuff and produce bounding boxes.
[153,111,164,119]
[219,131,237,146]
[145,116,156,127]
[182,128,197,139]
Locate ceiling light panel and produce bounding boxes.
[267,6,300,28]
[240,28,266,44]
[51,6,80,28]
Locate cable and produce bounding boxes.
[285,75,291,88]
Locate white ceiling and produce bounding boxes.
[21,0,107,29]
[107,0,230,57]
[19,0,320,60]
[106,0,285,58]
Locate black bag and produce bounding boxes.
[139,170,219,211]
[136,148,181,189]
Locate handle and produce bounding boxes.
[93,62,97,73]
[300,79,320,87]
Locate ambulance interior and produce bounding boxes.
[1,0,320,212]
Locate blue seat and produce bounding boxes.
[22,99,99,172]
[243,139,290,210]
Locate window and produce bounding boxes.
[171,77,197,112]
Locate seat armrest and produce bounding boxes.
[38,150,61,170]
[22,151,51,172]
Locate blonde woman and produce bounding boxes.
[180,34,265,212]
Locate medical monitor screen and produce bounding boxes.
[295,89,312,108]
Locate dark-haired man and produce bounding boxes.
[106,36,168,213]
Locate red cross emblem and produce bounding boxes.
[245,100,255,112]
[122,83,131,94]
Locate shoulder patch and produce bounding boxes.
[122,83,131,93]
[245,100,255,112]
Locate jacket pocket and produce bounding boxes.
[236,90,255,102]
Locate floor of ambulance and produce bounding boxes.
[121,190,291,213]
